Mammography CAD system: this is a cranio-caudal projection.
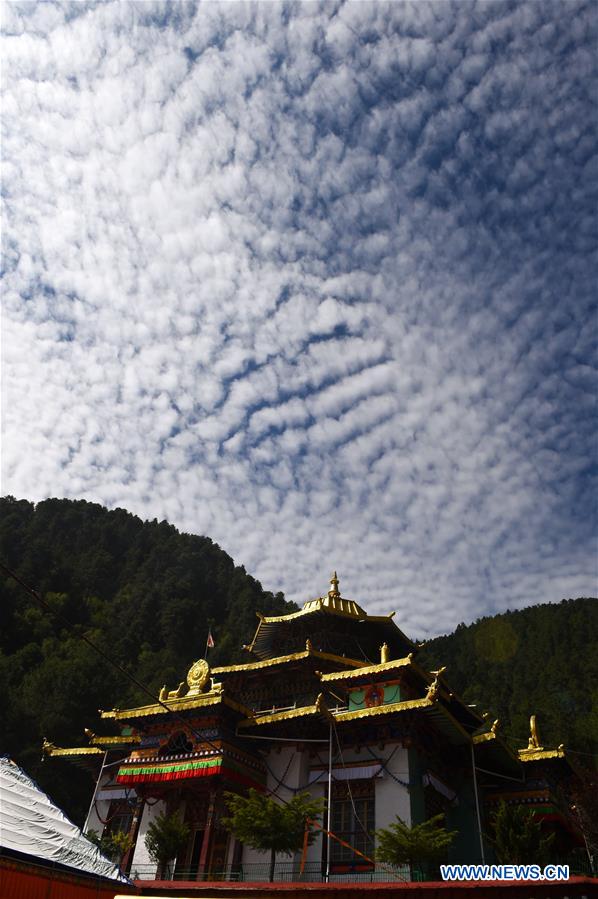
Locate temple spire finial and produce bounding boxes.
[328,571,340,599]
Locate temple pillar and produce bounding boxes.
[197,788,217,879]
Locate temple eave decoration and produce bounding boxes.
[517,715,567,762]
[318,653,415,682]
[211,646,365,676]
[42,740,104,758]
[100,691,254,722]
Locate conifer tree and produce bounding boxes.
[489,801,554,865]
[222,789,324,881]
[144,810,190,880]
[375,814,456,879]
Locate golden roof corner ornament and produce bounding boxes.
[306,638,313,652]
[527,714,543,751]
[380,642,390,664]
[328,571,340,599]
[490,718,500,735]
[42,737,56,756]
[159,685,168,702]
[426,675,440,702]
[84,728,96,741]
[425,667,446,702]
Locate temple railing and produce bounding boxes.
[129,852,596,883]
[130,861,410,882]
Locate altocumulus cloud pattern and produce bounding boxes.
[2,1,597,637]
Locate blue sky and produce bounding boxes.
[2,1,597,637]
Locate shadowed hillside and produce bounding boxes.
[1,496,595,826]
[0,496,295,823]
[418,597,598,760]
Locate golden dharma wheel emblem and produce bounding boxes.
[187,658,210,693]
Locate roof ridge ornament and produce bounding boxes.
[527,713,543,751]
[328,570,340,600]
[187,658,211,696]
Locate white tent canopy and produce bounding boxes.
[0,756,130,883]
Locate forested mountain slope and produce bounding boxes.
[419,597,598,760]
[0,496,295,822]
[1,496,595,825]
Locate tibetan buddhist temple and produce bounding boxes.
[43,574,584,882]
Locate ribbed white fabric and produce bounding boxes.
[0,756,130,882]
[422,770,457,802]
[308,763,383,784]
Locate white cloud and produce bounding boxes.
[2,0,597,639]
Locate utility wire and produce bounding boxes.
[331,718,374,846]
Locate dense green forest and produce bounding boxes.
[0,496,295,823]
[419,598,598,762]
[0,496,596,827]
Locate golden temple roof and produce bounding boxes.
[254,573,392,626]
[318,654,414,682]
[334,696,433,722]
[518,747,566,762]
[248,573,415,662]
[87,733,141,747]
[238,693,332,729]
[100,691,253,721]
[472,726,522,777]
[212,646,364,675]
[42,738,104,758]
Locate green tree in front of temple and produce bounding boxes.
[223,789,324,882]
[375,814,457,879]
[144,810,190,880]
[489,801,554,865]
[86,828,133,866]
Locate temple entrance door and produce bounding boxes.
[173,827,204,880]
[190,828,205,878]
[208,828,229,879]
[174,794,209,880]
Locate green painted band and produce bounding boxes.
[118,757,222,776]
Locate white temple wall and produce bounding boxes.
[240,744,313,874]
[305,740,412,863]
[304,779,326,866]
[375,744,411,831]
[83,770,114,834]
[130,799,166,879]
[85,798,109,836]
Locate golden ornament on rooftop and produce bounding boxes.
[187,658,210,695]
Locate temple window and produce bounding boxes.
[329,780,375,870]
[105,799,133,838]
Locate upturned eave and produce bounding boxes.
[100,692,253,721]
[212,647,364,675]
